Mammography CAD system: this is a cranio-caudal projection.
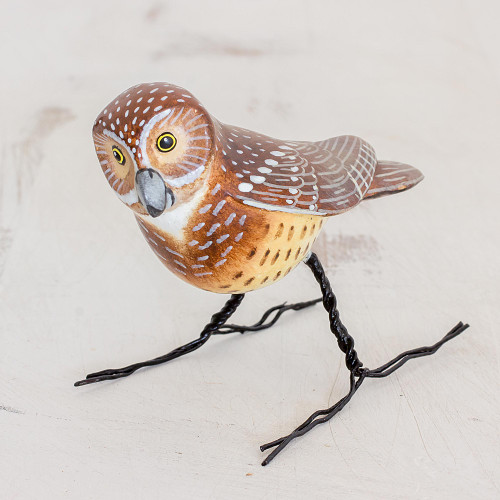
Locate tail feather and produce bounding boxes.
[364,161,424,199]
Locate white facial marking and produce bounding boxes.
[167,165,205,188]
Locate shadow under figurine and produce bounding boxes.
[76,82,469,466]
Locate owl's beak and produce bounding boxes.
[135,168,175,218]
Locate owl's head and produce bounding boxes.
[92,83,215,218]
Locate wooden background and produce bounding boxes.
[0,1,498,498]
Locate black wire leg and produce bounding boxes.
[215,298,321,335]
[75,295,320,387]
[74,294,245,387]
[364,321,469,378]
[260,252,469,466]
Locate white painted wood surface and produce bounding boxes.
[1,1,499,498]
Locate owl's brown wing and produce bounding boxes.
[216,124,377,216]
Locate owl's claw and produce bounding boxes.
[74,296,321,387]
[258,253,469,466]
[74,294,245,387]
[214,298,321,335]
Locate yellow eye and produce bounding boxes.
[156,132,177,152]
[112,146,125,165]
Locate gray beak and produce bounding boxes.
[135,168,175,218]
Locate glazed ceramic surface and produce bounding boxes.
[93,83,423,293]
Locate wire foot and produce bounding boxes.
[74,294,245,387]
[260,253,469,466]
[215,298,321,335]
[74,296,320,387]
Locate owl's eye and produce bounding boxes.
[112,146,126,165]
[156,132,177,153]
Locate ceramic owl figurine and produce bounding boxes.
[84,82,467,466]
[93,82,423,294]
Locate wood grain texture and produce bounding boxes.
[0,0,499,499]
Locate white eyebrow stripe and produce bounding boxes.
[184,113,203,127]
[157,110,175,128]
[138,109,174,171]
[180,160,202,168]
[185,154,206,161]
[187,124,208,133]
[189,136,210,141]
[170,107,185,125]
[166,165,205,188]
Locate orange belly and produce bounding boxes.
[136,199,325,294]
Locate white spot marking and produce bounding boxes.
[207,223,220,236]
[212,200,226,215]
[250,175,265,184]
[221,245,233,257]
[238,183,253,192]
[216,234,229,244]
[225,213,236,225]
[199,241,213,250]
